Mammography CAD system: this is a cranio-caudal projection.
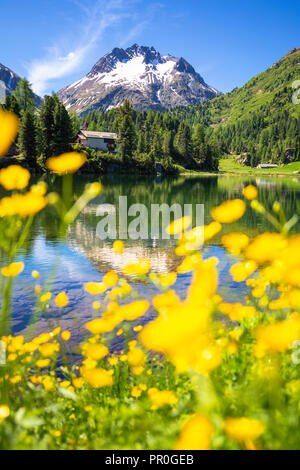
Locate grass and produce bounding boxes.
[219,157,300,176]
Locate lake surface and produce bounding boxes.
[10,174,300,343]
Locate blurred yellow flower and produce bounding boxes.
[253,317,300,357]
[222,232,249,255]
[1,262,24,277]
[159,272,177,287]
[175,414,212,450]
[84,282,105,295]
[245,233,287,265]
[131,386,142,398]
[224,417,265,442]
[32,270,40,279]
[113,240,124,254]
[61,331,71,341]
[40,292,51,302]
[0,165,30,191]
[103,270,118,288]
[36,358,51,368]
[211,199,246,223]
[122,259,151,276]
[0,405,10,424]
[118,300,150,321]
[92,300,101,310]
[46,152,86,175]
[0,192,47,217]
[148,388,178,409]
[230,260,257,282]
[82,343,109,360]
[243,185,258,200]
[0,110,19,157]
[55,292,69,308]
[81,368,114,388]
[39,343,59,357]
[166,216,191,236]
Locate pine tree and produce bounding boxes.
[117,100,137,164]
[18,109,38,166]
[13,78,35,112]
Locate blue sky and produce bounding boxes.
[1,0,299,96]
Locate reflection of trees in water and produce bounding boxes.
[25,175,300,263]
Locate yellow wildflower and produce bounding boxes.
[245,233,287,265]
[222,233,249,255]
[175,414,213,450]
[46,152,86,175]
[122,259,151,276]
[73,378,84,389]
[55,292,69,308]
[113,240,124,254]
[131,386,142,398]
[61,331,71,341]
[84,282,105,295]
[224,417,265,443]
[39,343,59,357]
[81,368,114,388]
[92,301,101,310]
[159,272,177,287]
[0,165,30,191]
[32,270,40,279]
[253,317,300,357]
[166,216,191,236]
[230,260,257,282]
[1,262,24,277]
[243,185,258,200]
[0,405,10,424]
[82,343,109,360]
[211,199,246,224]
[118,300,150,321]
[36,358,51,368]
[0,110,19,157]
[103,270,118,288]
[40,292,51,302]
[148,388,178,409]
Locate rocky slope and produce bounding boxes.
[0,62,42,105]
[57,44,220,114]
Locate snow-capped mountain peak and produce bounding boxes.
[57,45,220,114]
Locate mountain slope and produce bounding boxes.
[170,47,300,163]
[0,62,42,105]
[173,47,300,125]
[57,44,220,114]
[0,63,21,98]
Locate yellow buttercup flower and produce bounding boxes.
[36,358,51,368]
[82,343,109,360]
[81,368,114,388]
[0,110,19,157]
[46,152,86,175]
[131,386,142,398]
[222,233,249,255]
[61,331,71,341]
[243,185,258,200]
[224,417,265,442]
[92,300,101,310]
[113,240,124,254]
[55,292,69,308]
[122,259,151,276]
[0,405,10,424]
[40,292,51,302]
[159,272,177,287]
[147,388,178,409]
[245,233,287,265]
[118,300,150,321]
[253,317,300,357]
[0,165,30,191]
[32,270,40,279]
[39,343,59,357]
[211,199,246,224]
[31,181,47,196]
[230,260,257,282]
[166,216,192,236]
[1,262,24,277]
[84,282,106,295]
[152,290,181,311]
[103,270,118,288]
[175,414,213,450]
[0,192,47,217]
[127,347,145,367]
[220,302,257,322]
[177,253,202,274]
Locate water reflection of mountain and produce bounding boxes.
[68,213,179,274]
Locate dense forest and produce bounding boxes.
[1,46,299,174]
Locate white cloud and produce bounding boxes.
[27,1,130,96]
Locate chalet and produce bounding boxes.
[76,130,118,152]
